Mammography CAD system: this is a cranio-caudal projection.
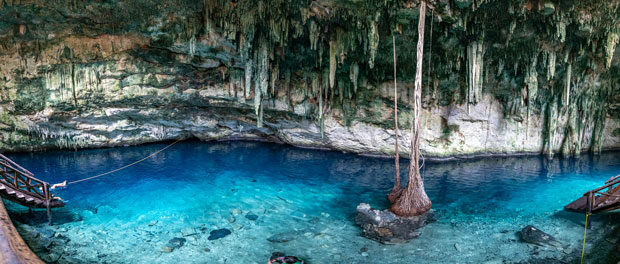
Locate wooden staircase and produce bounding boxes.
[0,154,64,210]
[565,175,620,214]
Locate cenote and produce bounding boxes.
[1,0,620,263]
[2,141,619,263]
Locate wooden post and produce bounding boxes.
[43,183,52,225]
[586,191,594,229]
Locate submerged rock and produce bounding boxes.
[355,203,434,244]
[161,246,174,253]
[520,225,562,248]
[245,213,259,221]
[208,228,231,240]
[167,237,186,248]
[267,231,298,243]
[231,209,242,215]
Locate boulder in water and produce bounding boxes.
[520,225,562,248]
[355,203,434,244]
[208,228,231,240]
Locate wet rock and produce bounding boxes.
[520,225,562,248]
[267,231,298,243]
[355,203,434,244]
[208,228,231,240]
[361,252,369,257]
[245,213,258,221]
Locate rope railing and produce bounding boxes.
[51,138,183,189]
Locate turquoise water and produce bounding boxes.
[4,141,620,263]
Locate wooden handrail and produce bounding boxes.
[583,177,620,196]
[0,154,55,224]
[606,175,620,184]
[0,154,33,176]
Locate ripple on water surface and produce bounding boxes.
[4,141,620,264]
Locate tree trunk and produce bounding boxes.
[388,34,403,204]
[390,0,432,217]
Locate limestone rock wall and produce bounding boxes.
[0,0,618,158]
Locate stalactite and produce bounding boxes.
[467,41,484,105]
[244,60,253,99]
[309,20,320,50]
[254,37,269,128]
[285,70,292,111]
[186,31,196,56]
[270,62,279,97]
[368,14,380,69]
[546,51,556,80]
[525,55,538,106]
[329,39,337,89]
[556,21,566,43]
[565,63,571,106]
[318,72,324,138]
[349,63,359,93]
[605,32,618,68]
[546,100,557,158]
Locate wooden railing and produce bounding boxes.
[0,153,53,224]
[584,175,620,214]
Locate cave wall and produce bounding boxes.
[0,0,618,157]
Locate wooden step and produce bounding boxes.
[25,197,34,203]
[16,193,24,199]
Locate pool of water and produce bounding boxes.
[4,141,620,263]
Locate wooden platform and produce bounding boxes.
[0,199,44,264]
[565,175,620,214]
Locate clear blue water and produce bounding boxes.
[4,141,620,263]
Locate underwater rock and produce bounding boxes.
[41,252,61,263]
[245,213,259,221]
[355,203,434,244]
[167,237,186,249]
[520,225,562,248]
[208,228,232,240]
[267,231,298,243]
[231,208,242,215]
[161,246,174,253]
[37,228,56,238]
[227,216,236,223]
